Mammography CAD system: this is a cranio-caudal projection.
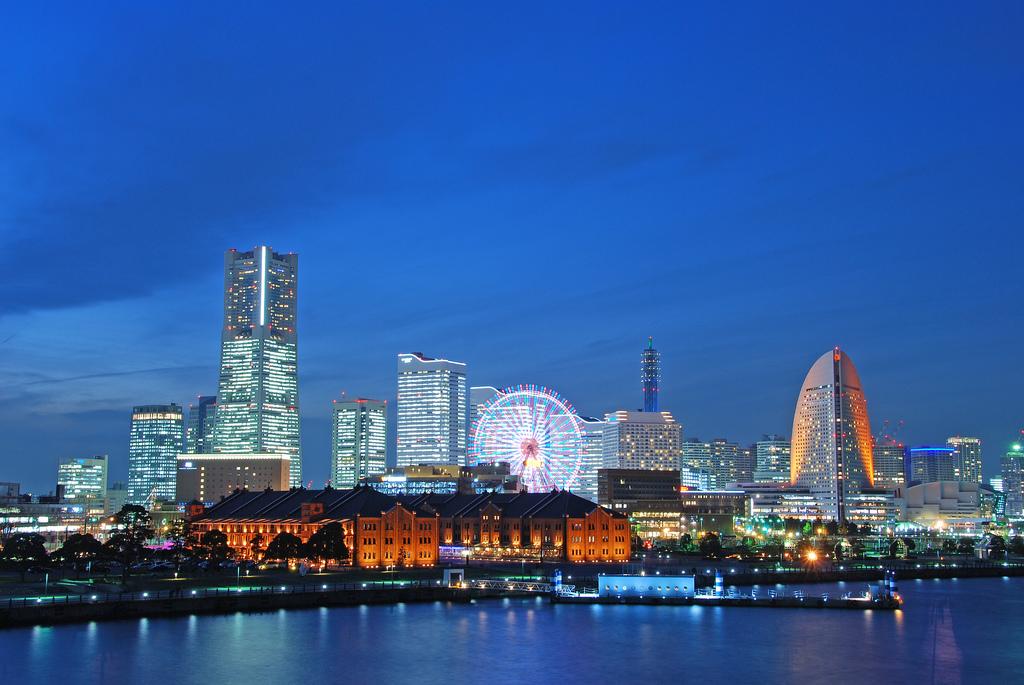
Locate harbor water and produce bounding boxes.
[1,576,1020,685]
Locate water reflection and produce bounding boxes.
[0,578,1020,685]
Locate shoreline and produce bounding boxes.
[2,562,1021,629]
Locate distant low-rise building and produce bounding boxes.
[895,481,998,523]
[176,453,291,505]
[361,464,520,497]
[0,483,87,549]
[597,468,681,505]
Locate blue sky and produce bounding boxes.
[1,2,1022,492]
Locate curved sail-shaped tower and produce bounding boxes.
[791,348,873,521]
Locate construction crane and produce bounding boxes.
[874,420,904,445]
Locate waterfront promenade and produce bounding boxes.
[2,558,1022,628]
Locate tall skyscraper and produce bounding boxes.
[872,440,906,489]
[396,353,467,468]
[184,396,217,454]
[1001,440,1024,518]
[211,247,301,488]
[331,398,388,488]
[908,446,959,483]
[754,434,791,483]
[641,337,660,412]
[58,455,108,500]
[947,436,982,483]
[790,348,873,521]
[128,404,184,505]
[603,410,681,472]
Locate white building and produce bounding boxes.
[332,398,388,488]
[603,411,681,473]
[396,353,468,468]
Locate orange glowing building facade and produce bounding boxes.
[188,487,630,567]
[790,348,873,522]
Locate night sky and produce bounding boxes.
[2,3,1022,493]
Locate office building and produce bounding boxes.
[211,247,301,488]
[754,435,791,483]
[908,447,958,484]
[597,468,681,505]
[396,353,467,468]
[361,463,519,497]
[576,416,607,502]
[331,398,388,488]
[603,410,681,472]
[57,455,108,501]
[872,440,907,490]
[176,453,291,505]
[947,436,982,483]
[680,466,712,490]
[107,481,128,515]
[990,476,1004,493]
[641,337,660,412]
[1001,441,1024,519]
[790,348,873,521]
[128,403,184,505]
[184,396,217,454]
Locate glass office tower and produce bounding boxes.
[211,247,302,488]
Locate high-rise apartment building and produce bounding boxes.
[211,247,301,488]
[396,353,467,468]
[641,337,660,413]
[128,404,184,505]
[58,455,108,500]
[790,348,873,521]
[872,440,906,489]
[754,435,791,483]
[185,396,217,454]
[947,436,982,483]
[603,411,681,472]
[908,447,958,483]
[680,437,751,488]
[331,398,388,488]
[1001,441,1024,518]
[680,439,714,486]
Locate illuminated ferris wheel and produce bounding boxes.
[470,384,583,492]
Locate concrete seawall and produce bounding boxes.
[692,562,1024,588]
[0,583,482,629]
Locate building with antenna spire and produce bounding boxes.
[641,337,660,412]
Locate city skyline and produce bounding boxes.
[1,5,1022,492]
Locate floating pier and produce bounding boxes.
[549,570,902,611]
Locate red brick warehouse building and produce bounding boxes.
[188,486,631,567]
